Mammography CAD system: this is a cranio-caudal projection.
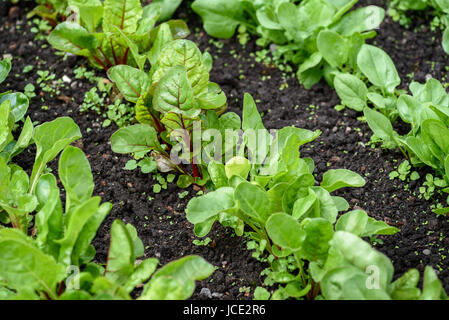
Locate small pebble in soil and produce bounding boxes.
[199,288,212,299]
[423,249,431,255]
[8,6,20,19]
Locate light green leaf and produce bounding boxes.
[266,213,305,251]
[108,65,150,103]
[186,187,235,224]
[334,73,367,111]
[59,146,94,212]
[321,169,366,193]
[357,44,400,93]
[235,181,270,222]
[111,124,160,154]
[140,255,215,300]
[103,0,143,34]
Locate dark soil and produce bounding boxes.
[2,0,449,298]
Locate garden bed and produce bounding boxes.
[1,0,449,299]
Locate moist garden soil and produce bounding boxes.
[1,0,449,299]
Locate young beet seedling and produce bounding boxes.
[47,0,189,71]
[109,39,230,188]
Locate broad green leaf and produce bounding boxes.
[197,82,227,110]
[48,22,98,55]
[0,59,11,84]
[285,282,312,298]
[256,5,282,30]
[443,28,449,55]
[397,94,425,126]
[367,92,386,110]
[0,163,37,231]
[147,23,173,66]
[321,169,365,193]
[329,231,394,290]
[333,196,350,212]
[105,220,135,285]
[422,119,449,162]
[59,146,94,212]
[124,258,159,293]
[297,65,323,89]
[357,44,400,93]
[334,73,367,111]
[390,269,421,300]
[225,156,251,180]
[300,218,334,263]
[177,174,194,188]
[153,65,200,118]
[135,90,160,128]
[140,255,215,300]
[58,290,92,300]
[10,116,33,157]
[137,3,161,34]
[193,217,216,237]
[403,136,439,169]
[125,223,145,258]
[186,187,235,224]
[317,30,349,68]
[281,174,315,213]
[311,187,339,223]
[363,107,396,143]
[56,197,101,266]
[72,1,104,33]
[72,202,112,266]
[111,124,160,154]
[103,0,143,34]
[362,217,399,237]
[265,213,305,251]
[419,78,448,106]
[267,182,289,213]
[108,65,150,103]
[151,40,209,98]
[34,174,63,259]
[331,6,385,36]
[292,193,317,220]
[152,0,183,21]
[208,161,228,188]
[420,266,447,300]
[30,117,82,194]
[254,287,271,300]
[235,181,270,222]
[321,266,391,300]
[0,92,29,122]
[0,237,65,298]
[335,210,368,236]
[297,52,323,75]
[91,276,131,300]
[241,93,271,163]
[191,0,246,38]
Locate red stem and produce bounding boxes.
[149,111,164,134]
[91,55,109,71]
[121,48,130,65]
[110,39,119,65]
[99,48,113,68]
